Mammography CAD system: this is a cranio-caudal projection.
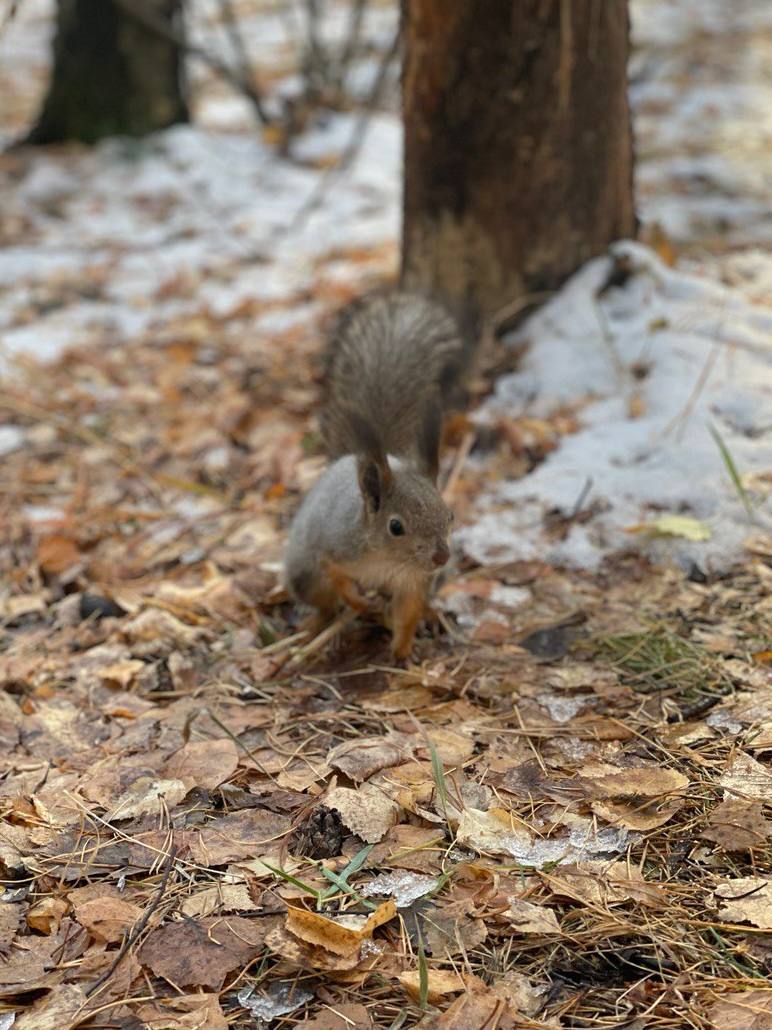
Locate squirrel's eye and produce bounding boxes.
[388,517,405,537]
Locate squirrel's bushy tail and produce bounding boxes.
[321,292,465,477]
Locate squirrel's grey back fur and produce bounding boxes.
[321,292,464,468]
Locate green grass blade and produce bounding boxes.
[709,422,755,521]
[260,860,320,900]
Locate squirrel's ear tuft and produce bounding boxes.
[417,403,442,484]
[357,454,390,513]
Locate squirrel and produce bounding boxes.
[284,291,466,659]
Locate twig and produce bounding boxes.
[218,0,272,124]
[283,610,358,671]
[442,430,475,503]
[84,844,177,999]
[112,0,273,125]
[335,0,370,93]
[281,23,400,237]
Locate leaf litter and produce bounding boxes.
[0,1,771,1028]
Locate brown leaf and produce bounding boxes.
[164,738,239,791]
[504,898,562,936]
[302,1003,372,1029]
[138,994,228,1030]
[14,983,86,1030]
[107,777,189,821]
[0,902,23,952]
[720,752,772,803]
[325,785,400,844]
[188,809,291,866]
[424,988,519,1030]
[26,897,68,935]
[399,968,467,1004]
[708,990,772,1030]
[578,765,689,800]
[264,924,380,973]
[702,800,772,853]
[327,734,414,783]
[74,896,142,943]
[285,899,396,956]
[139,915,263,989]
[714,878,772,929]
[424,899,488,957]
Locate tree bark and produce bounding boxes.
[401,0,636,336]
[29,0,188,144]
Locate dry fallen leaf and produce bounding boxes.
[708,989,772,1030]
[702,800,772,853]
[720,752,772,803]
[26,897,68,935]
[188,809,291,866]
[504,898,562,935]
[139,915,263,989]
[73,896,142,943]
[107,777,189,820]
[325,784,400,844]
[164,738,239,791]
[302,1003,372,1029]
[714,878,772,929]
[137,994,228,1030]
[398,968,467,1004]
[285,899,396,957]
[13,982,87,1030]
[327,733,415,783]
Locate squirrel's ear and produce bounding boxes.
[357,454,391,513]
[417,403,442,484]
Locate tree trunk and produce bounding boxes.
[29,0,188,144]
[401,0,636,336]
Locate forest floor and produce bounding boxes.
[1,2,772,1029]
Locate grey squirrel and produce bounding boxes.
[284,291,465,658]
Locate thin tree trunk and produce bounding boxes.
[29,0,188,144]
[401,0,636,336]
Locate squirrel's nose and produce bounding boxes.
[432,541,450,567]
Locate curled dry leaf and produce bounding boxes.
[591,796,685,831]
[325,784,400,844]
[179,882,258,919]
[545,861,664,909]
[714,878,772,929]
[264,923,383,974]
[285,899,396,957]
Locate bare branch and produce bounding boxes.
[113,0,273,125]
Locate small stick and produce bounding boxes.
[84,845,177,999]
[281,611,358,672]
[442,430,475,503]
